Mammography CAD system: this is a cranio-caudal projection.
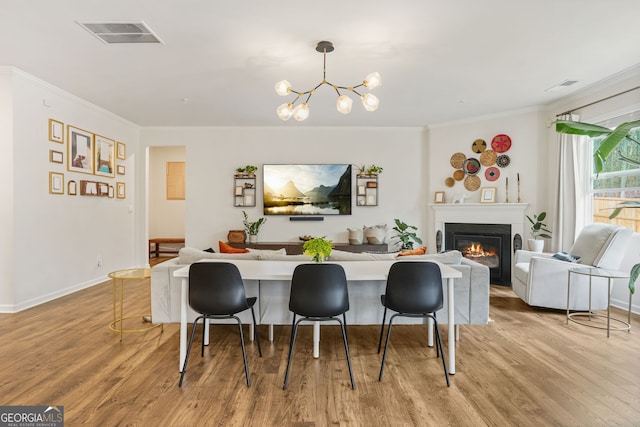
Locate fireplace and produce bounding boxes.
[445,223,512,286]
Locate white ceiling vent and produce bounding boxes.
[77,21,163,44]
[545,80,579,92]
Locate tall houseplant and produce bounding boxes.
[391,218,422,251]
[242,210,266,243]
[526,211,551,252]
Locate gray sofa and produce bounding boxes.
[151,247,491,329]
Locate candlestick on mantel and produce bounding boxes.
[505,177,509,203]
[517,173,521,203]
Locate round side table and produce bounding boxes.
[566,266,631,337]
[109,268,163,340]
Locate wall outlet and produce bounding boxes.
[97,255,103,267]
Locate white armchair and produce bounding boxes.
[512,223,632,310]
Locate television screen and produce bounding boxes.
[263,164,352,215]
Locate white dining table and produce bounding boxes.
[173,259,462,374]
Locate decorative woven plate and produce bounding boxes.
[450,152,466,169]
[471,139,487,153]
[445,177,455,187]
[485,166,500,181]
[464,175,481,191]
[452,170,464,181]
[479,149,497,166]
[496,154,511,168]
[491,134,512,153]
[463,158,481,175]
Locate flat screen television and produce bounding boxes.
[263,164,352,215]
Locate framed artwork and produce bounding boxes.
[117,165,125,175]
[67,125,94,175]
[49,150,63,164]
[80,180,98,196]
[235,186,243,196]
[49,119,64,143]
[94,134,115,177]
[116,181,126,199]
[97,182,109,197]
[108,185,114,198]
[480,187,496,203]
[49,172,64,195]
[68,180,77,195]
[434,191,445,204]
[117,142,126,160]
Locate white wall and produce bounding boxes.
[149,146,186,239]
[141,127,428,251]
[0,67,140,312]
[0,69,15,306]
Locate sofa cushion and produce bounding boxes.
[401,250,463,265]
[219,241,249,253]
[328,250,380,261]
[247,247,287,256]
[396,246,427,257]
[178,247,258,264]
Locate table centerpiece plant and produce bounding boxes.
[303,237,333,263]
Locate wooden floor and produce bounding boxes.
[1,270,639,426]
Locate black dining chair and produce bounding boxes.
[377,261,449,386]
[179,262,262,387]
[282,263,355,390]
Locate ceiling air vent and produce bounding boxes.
[545,80,578,92]
[77,21,163,44]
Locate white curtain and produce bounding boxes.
[552,114,588,251]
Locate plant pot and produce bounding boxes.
[347,228,364,245]
[528,239,544,253]
[364,225,387,244]
[227,230,246,244]
[248,234,258,244]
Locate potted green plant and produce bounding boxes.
[242,210,266,243]
[526,211,551,252]
[367,164,383,175]
[235,167,245,177]
[391,218,422,251]
[356,164,367,177]
[303,237,333,263]
[244,165,258,177]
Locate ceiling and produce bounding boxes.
[1,0,639,127]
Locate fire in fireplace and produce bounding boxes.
[445,223,511,286]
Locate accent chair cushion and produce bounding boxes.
[569,224,630,267]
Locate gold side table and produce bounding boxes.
[566,266,631,337]
[109,268,163,340]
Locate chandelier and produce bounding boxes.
[275,41,381,121]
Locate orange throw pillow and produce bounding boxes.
[396,246,427,257]
[219,241,249,253]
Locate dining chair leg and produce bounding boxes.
[179,315,203,387]
[433,317,450,387]
[282,315,300,390]
[377,306,388,354]
[234,315,251,387]
[378,315,397,381]
[201,317,207,357]
[250,307,262,357]
[340,314,356,390]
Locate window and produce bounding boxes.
[590,110,640,231]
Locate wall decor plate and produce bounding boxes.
[453,169,465,181]
[479,149,497,166]
[464,175,481,191]
[450,152,466,169]
[463,158,481,175]
[491,134,512,153]
[496,154,511,168]
[445,177,455,187]
[485,166,500,181]
[471,139,487,153]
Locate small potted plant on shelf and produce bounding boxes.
[303,237,333,263]
[235,167,245,177]
[242,210,266,243]
[526,211,552,252]
[367,164,383,176]
[356,164,367,177]
[244,165,258,177]
[391,218,422,250]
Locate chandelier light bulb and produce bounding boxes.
[275,80,292,96]
[292,103,310,121]
[276,103,294,121]
[364,72,382,90]
[336,95,353,114]
[361,93,379,111]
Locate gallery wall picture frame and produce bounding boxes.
[480,187,496,203]
[108,185,114,198]
[97,181,109,197]
[117,164,125,175]
[94,134,115,178]
[434,191,445,204]
[80,180,98,196]
[49,119,64,143]
[116,181,126,199]
[67,125,94,175]
[68,180,77,196]
[117,142,126,160]
[49,150,63,164]
[49,172,64,195]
